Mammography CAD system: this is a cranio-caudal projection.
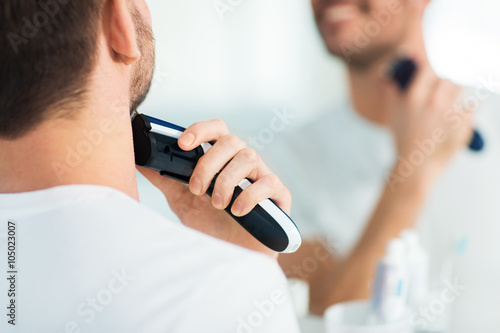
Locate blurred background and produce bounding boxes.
[138,0,500,218]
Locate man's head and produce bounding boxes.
[311,0,430,69]
[0,0,154,140]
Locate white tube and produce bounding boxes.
[370,238,409,324]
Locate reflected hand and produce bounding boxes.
[385,65,473,179]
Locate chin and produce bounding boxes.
[321,33,355,58]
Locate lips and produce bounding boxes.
[323,4,359,25]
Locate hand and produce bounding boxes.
[385,65,473,180]
[137,119,292,258]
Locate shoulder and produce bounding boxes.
[82,186,292,285]
[172,253,300,332]
[4,185,298,332]
[99,188,300,331]
[81,185,280,260]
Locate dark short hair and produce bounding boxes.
[0,0,105,140]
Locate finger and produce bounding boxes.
[432,82,473,148]
[177,119,229,151]
[211,148,272,210]
[406,65,439,109]
[459,89,479,119]
[231,174,292,217]
[430,80,462,114]
[189,134,247,195]
[461,104,475,147]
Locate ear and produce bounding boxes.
[105,0,141,66]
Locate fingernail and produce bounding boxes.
[179,132,195,147]
[213,192,223,209]
[190,177,203,195]
[232,202,243,216]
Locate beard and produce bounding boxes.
[129,5,155,115]
[333,41,397,71]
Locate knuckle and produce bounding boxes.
[243,186,258,203]
[216,172,232,189]
[231,158,246,174]
[241,148,259,164]
[195,156,212,176]
[264,174,281,188]
[221,134,241,148]
[212,119,228,132]
[189,121,205,133]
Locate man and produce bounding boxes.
[0,1,299,332]
[268,0,500,330]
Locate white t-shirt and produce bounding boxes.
[0,185,300,333]
[264,90,500,332]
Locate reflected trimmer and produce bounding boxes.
[390,58,484,152]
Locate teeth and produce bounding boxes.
[324,5,358,23]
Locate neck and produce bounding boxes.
[347,24,431,126]
[0,104,139,200]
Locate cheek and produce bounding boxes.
[136,0,152,24]
[357,1,410,41]
[310,0,323,20]
[366,0,393,12]
[372,9,409,42]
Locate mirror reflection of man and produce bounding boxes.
[270,0,500,329]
